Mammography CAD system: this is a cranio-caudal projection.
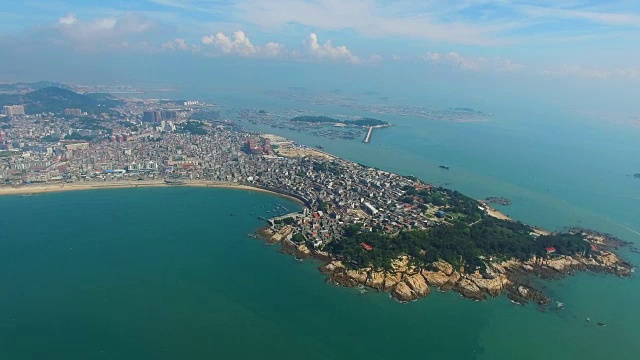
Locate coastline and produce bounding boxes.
[0,180,306,205]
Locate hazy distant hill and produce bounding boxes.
[0,81,74,93]
[0,87,122,114]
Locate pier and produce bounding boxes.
[363,126,374,143]
[268,212,305,226]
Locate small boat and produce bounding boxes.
[439,165,450,170]
[597,322,606,327]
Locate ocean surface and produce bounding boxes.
[2,89,640,359]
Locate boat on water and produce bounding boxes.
[315,145,324,149]
[439,165,450,170]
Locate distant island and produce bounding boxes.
[290,115,389,127]
[450,107,487,116]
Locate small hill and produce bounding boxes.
[0,81,74,94]
[0,87,122,115]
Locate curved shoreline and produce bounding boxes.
[0,180,306,205]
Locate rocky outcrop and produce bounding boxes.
[405,273,431,298]
[507,284,550,305]
[346,269,369,284]
[319,260,344,274]
[280,240,311,259]
[455,277,487,301]
[544,256,583,272]
[366,271,386,290]
[383,272,402,291]
[392,281,415,302]
[433,260,454,276]
[469,273,510,297]
[421,267,460,291]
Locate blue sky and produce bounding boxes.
[0,0,639,100]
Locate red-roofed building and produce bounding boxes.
[360,242,373,251]
[545,247,556,254]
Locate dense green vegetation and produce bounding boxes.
[274,217,296,225]
[64,132,93,141]
[290,116,388,127]
[327,185,590,273]
[327,218,591,273]
[41,135,60,142]
[0,87,121,115]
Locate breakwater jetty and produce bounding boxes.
[363,126,374,143]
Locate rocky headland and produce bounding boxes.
[262,227,634,305]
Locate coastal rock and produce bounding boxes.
[405,273,431,298]
[346,269,369,284]
[328,271,358,287]
[392,281,416,302]
[521,264,534,272]
[470,273,509,297]
[319,260,344,274]
[434,260,454,276]
[455,278,487,301]
[599,252,619,267]
[421,270,450,288]
[366,271,386,290]
[545,256,582,273]
[383,272,402,291]
[391,256,412,273]
[512,285,550,304]
[280,240,311,259]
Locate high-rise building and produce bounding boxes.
[64,108,82,116]
[142,111,162,123]
[161,110,178,120]
[3,105,25,117]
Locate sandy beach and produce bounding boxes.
[480,200,551,235]
[0,180,305,205]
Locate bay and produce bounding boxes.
[1,88,640,359]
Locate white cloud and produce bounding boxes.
[58,13,78,26]
[202,31,258,56]
[161,38,200,53]
[305,33,360,63]
[50,13,170,52]
[200,31,374,63]
[423,52,525,72]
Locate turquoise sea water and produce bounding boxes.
[2,90,640,359]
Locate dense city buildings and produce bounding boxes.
[3,105,25,117]
[64,108,82,116]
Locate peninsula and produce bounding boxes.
[0,86,634,306]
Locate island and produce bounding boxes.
[290,115,389,127]
[0,84,634,307]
